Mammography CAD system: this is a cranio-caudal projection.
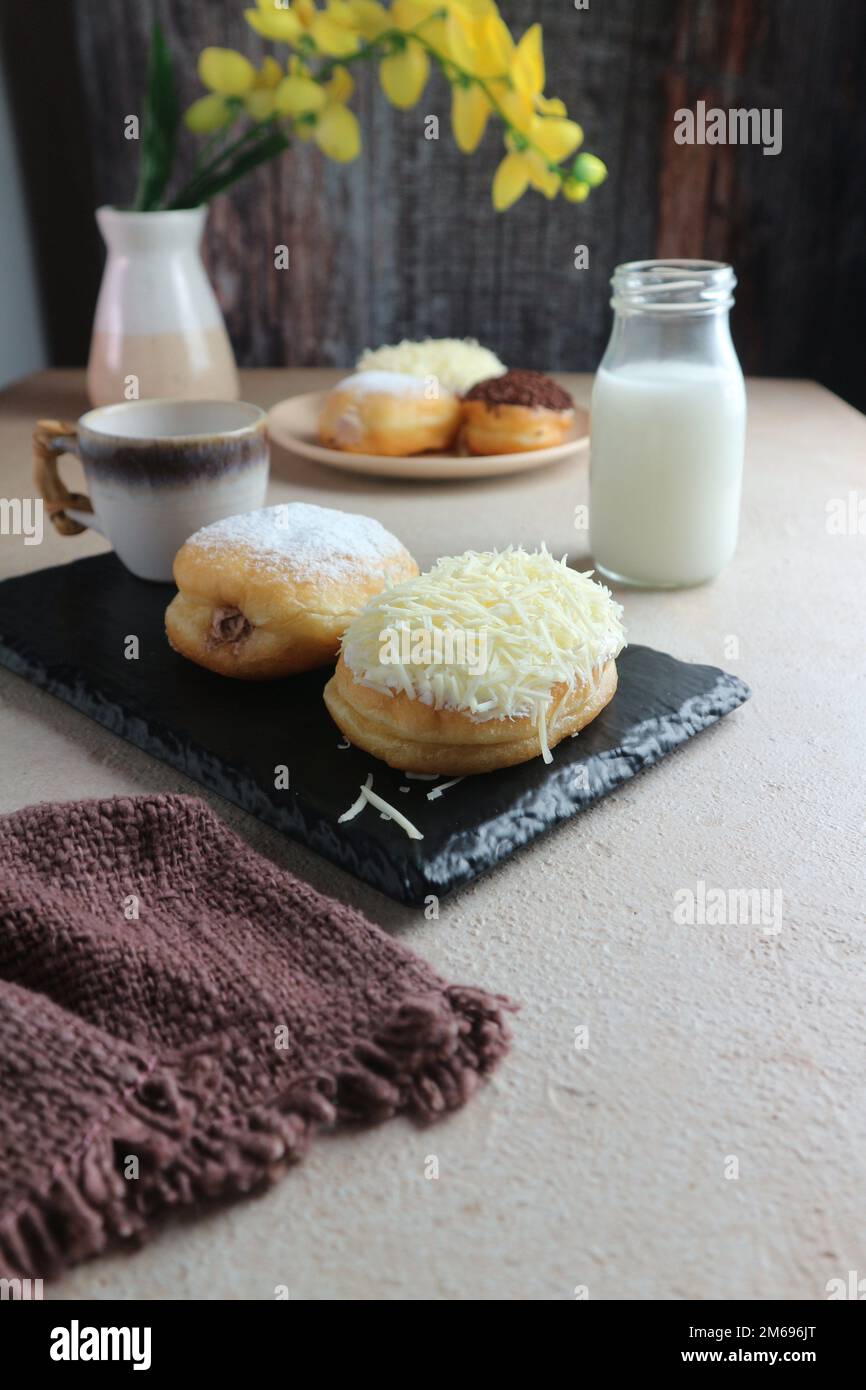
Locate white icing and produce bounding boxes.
[186,502,406,581]
[356,338,507,395]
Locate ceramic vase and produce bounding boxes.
[86,206,239,407]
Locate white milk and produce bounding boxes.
[590,359,746,587]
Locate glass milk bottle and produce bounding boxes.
[590,260,746,587]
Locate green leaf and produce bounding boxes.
[132,22,180,211]
[169,127,290,209]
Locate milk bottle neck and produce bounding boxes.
[601,259,741,374]
[601,309,741,374]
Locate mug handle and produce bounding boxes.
[33,419,97,537]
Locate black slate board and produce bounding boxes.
[0,554,750,904]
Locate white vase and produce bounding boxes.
[86,206,240,407]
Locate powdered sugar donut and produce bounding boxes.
[318,371,461,456]
[165,503,418,680]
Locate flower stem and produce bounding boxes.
[172,128,291,206]
[169,120,285,207]
[192,107,242,175]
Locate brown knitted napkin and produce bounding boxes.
[0,794,513,1279]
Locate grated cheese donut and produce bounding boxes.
[165,503,418,680]
[318,371,462,456]
[325,654,618,775]
[355,338,507,395]
[323,547,626,774]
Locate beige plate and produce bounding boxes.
[268,389,589,480]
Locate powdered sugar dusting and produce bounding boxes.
[188,503,408,581]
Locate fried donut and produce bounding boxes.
[165,503,418,680]
[325,653,618,776]
[318,371,461,456]
[461,369,574,455]
[323,547,626,774]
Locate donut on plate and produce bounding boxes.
[318,371,461,456]
[461,369,575,455]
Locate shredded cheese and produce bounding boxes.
[338,773,373,823]
[341,547,626,758]
[355,338,506,395]
[427,778,464,800]
[337,775,424,840]
[360,786,424,840]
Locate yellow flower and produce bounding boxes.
[324,63,355,105]
[198,47,257,97]
[310,65,361,160]
[188,52,286,130]
[247,1,362,56]
[492,150,530,211]
[380,40,429,108]
[244,54,285,120]
[530,114,583,162]
[393,0,453,63]
[346,0,390,39]
[524,150,559,199]
[392,0,441,27]
[511,22,543,116]
[447,2,513,79]
[451,81,490,153]
[245,1,303,43]
[258,55,284,87]
[378,0,446,108]
[535,93,566,117]
[311,3,362,56]
[185,94,235,135]
[185,2,602,211]
[275,75,327,115]
[492,142,566,210]
[315,102,361,160]
[500,24,571,132]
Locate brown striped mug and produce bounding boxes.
[33,398,269,581]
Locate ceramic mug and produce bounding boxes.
[33,398,269,582]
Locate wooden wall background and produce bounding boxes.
[4,0,865,409]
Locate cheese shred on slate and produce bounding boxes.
[361,786,424,840]
[338,777,424,840]
[338,774,373,823]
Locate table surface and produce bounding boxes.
[1,368,864,1301]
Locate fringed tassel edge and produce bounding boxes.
[0,984,515,1280]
